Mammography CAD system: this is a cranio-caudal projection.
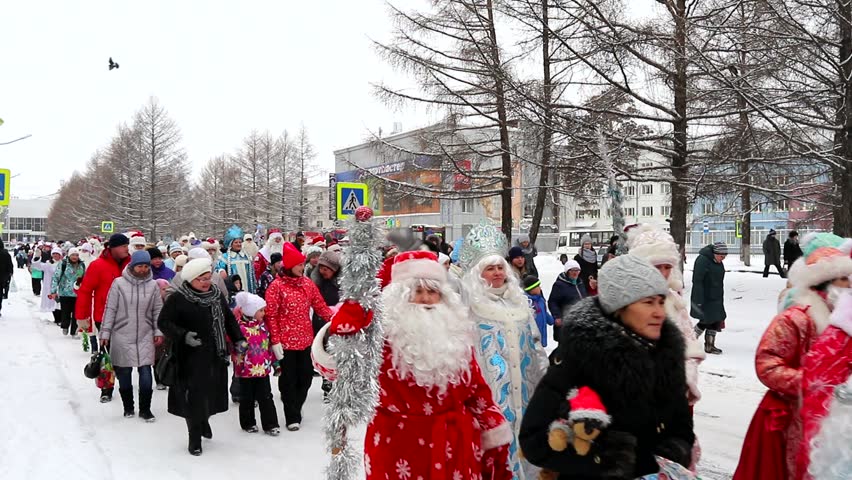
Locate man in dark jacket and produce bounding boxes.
[691,242,727,354]
[0,239,13,314]
[547,260,587,344]
[783,230,803,269]
[762,229,786,278]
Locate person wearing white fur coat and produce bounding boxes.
[459,223,548,480]
[31,247,63,321]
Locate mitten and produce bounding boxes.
[185,331,202,347]
[271,343,284,361]
[655,437,692,469]
[153,336,164,347]
[482,444,512,480]
[330,300,373,335]
[596,430,637,478]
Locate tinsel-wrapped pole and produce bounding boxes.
[324,206,385,480]
[598,126,628,255]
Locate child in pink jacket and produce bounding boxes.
[231,292,280,436]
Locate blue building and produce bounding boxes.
[687,195,794,253]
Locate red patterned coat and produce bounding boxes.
[734,289,833,480]
[312,328,513,480]
[795,292,852,480]
[265,275,333,350]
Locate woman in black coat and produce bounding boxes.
[520,255,695,479]
[158,258,245,456]
[574,234,599,295]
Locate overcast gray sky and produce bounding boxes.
[0,0,659,199]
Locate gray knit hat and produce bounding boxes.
[597,254,669,314]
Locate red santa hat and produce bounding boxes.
[282,242,306,271]
[128,232,147,247]
[568,386,611,426]
[390,250,447,285]
[311,236,326,246]
[268,228,283,240]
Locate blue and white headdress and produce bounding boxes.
[459,221,509,272]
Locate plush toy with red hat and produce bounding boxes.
[548,386,611,455]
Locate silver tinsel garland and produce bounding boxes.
[324,208,385,480]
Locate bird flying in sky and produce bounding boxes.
[109,57,119,70]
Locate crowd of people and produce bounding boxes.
[3,221,851,480]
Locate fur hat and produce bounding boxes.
[282,242,305,271]
[625,224,679,267]
[391,250,447,285]
[801,232,852,258]
[174,255,188,268]
[235,292,266,317]
[50,247,64,257]
[243,233,253,241]
[597,255,668,314]
[129,234,147,247]
[788,246,852,289]
[68,247,80,257]
[305,245,323,259]
[80,243,94,253]
[318,250,341,273]
[182,258,212,283]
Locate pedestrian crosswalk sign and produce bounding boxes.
[0,169,10,206]
[336,182,369,220]
[101,221,115,233]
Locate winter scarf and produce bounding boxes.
[580,247,597,264]
[558,272,578,285]
[178,282,228,359]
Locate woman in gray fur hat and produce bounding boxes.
[520,254,695,479]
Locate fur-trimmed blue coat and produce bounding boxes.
[519,297,695,479]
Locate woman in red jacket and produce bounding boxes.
[265,242,333,431]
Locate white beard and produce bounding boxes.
[383,296,474,396]
[266,240,283,256]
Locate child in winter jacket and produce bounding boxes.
[523,275,554,348]
[231,292,280,436]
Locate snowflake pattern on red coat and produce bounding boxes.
[363,344,511,480]
[265,275,333,350]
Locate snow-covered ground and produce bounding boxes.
[0,256,783,479]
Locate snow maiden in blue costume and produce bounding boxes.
[459,222,548,480]
[216,225,257,294]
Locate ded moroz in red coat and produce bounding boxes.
[795,292,852,480]
[265,274,333,350]
[733,289,833,480]
[75,249,131,333]
[313,336,513,480]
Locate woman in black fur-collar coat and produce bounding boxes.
[520,255,695,479]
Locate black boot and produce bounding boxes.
[202,420,213,439]
[705,331,722,355]
[186,420,203,456]
[138,389,155,422]
[694,325,705,340]
[119,389,134,418]
[100,387,114,403]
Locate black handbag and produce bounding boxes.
[156,346,178,387]
[84,351,103,379]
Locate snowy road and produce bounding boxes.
[1,257,781,479]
